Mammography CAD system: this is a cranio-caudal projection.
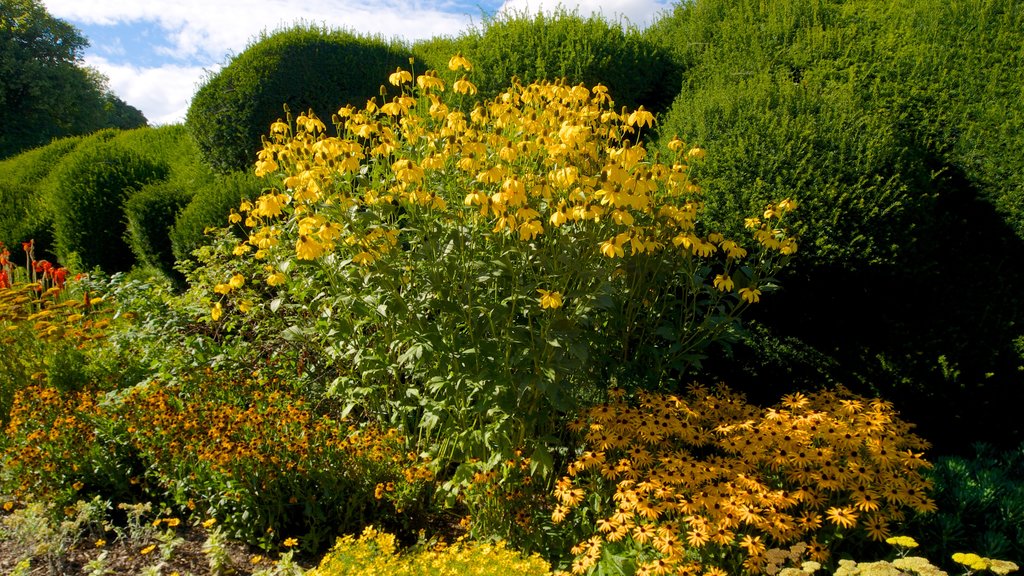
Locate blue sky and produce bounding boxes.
[40,0,674,126]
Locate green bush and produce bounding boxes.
[649,0,1024,451]
[169,171,263,263]
[414,8,679,114]
[0,136,84,260]
[908,443,1024,568]
[124,182,193,280]
[186,23,410,173]
[44,139,169,272]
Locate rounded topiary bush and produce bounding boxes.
[415,8,680,114]
[45,140,169,272]
[124,181,194,280]
[170,172,263,263]
[186,23,410,173]
[0,136,84,260]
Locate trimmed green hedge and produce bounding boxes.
[124,182,193,280]
[170,172,264,263]
[186,23,411,173]
[650,0,1024,451]
[44,139,169,272]
[414,8,679,114]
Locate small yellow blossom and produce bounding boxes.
[211,302,223,321]
[283,537,299,547]
[739,286,761,303]
[713,274,734,292]
[448,53,472,71]
[95,538,106,547]
[538,289,563,310]
[202,518,217,528]
[140,544,156,555]
[388,68,413,86]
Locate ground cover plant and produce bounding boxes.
[2,3,1024,575]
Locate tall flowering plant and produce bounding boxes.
[206,55,800,475]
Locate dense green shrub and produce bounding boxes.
[649,0,1024,451]
[0,136,84,260]
[909,443,1024,571]
[414,8,679,114]
[124,182,193,280]
[186,23,410,173]
[44,140,169,272]
[169,172,263,263]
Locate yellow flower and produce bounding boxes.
[165,517,181,527]
[295,235,325,260]
[826,506,858,529]
[538,289,563,310]
[454,76,478,95]
[202,518,217,528]
[266,272,286,286]
[953,553,988,571]
[283,537,299,547]
[140,544,156,555]
[210,302,223,321]
[627,106,655,128]
[886,535,919,549]
[228,273,245,289]
[713,274,734,292]
[416,73,445,92]
[448,53,472,71]
[388,68,413,86]
[739,286,761,303]
[95,539,106,547]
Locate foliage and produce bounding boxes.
[209,56,798,478]
[907,443,1024,570]
[43,139,169,272]
[114,371,435,551]
[555,385,935,575]
[124,181,193,280]
[0,135,83,259]
[646,0,1024,451]
[169,171,264,265]
[0,0,146,159]
[413,8,679,115]
[310,526,553,576]
[0,241,111,426]
[186,22,410,173]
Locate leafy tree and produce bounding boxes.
[0,0,146,159]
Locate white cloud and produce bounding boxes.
[43,1,481,62]
[496,0,673,28]
[84,56,212,126]
[41,0,672,125]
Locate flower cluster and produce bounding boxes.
[310,525,554,576]
[555,385,935,575]
[115,370,435,549]
[218,54,797,317]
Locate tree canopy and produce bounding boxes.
[0,0,146,159]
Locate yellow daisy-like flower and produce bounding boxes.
[739,286,761,303]
[388,68,412,86]
[713,274,734,292]
[228,273,245,289]
[202,518,217,528]
[140,544,156,555]
[448,52,472,71]
[538,289,563,310]
[266,271,286,286]
[283,537,299,547]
